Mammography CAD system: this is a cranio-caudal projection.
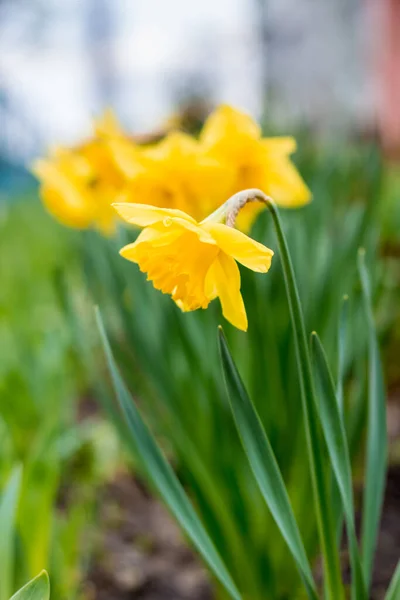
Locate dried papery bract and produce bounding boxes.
[202,187,275,228]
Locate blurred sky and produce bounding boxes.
[0,0,372,160]
[0,0,263,152]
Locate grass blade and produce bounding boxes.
[385,561,400,600]
[0,466,22,600]
[358,250,387,588]
[219,328,318,600]
[9,571,50,600]
[95,307,242,600]
[311,332,366,600]
[266,200,344,600]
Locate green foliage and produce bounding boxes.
[9,571,50,600]
[385,562,400,600]
[97,197,392,598]
[358,250,388,590]
[73,142,392,599]
[96,308,242,600]
[218,328,317,599]
[0,467,22,600]
[0,199,113,598]
[3,139,398,598]
[311,333,366,600]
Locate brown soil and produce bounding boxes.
[83,473,211,600]
[82,465,400,600]
[370,465,400,599]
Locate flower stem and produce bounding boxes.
[225,189,345,599]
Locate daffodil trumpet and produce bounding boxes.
[113,189,276,331]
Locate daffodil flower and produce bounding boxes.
[200,105,311,230]
[32,110,128,235]
[109,131,234,221]
[113,191,274,331]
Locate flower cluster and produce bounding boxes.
[33,105,311,235]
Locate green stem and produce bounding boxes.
[267,200,344,600]
[226,189,344,599]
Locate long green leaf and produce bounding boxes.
[311,332,366,600]
[385,561,400,600]
[358,249,387,588]
[9,571,50,600]
[266,199,344,600]
[95,308,242,600]
[219,328,318,600]
[337,295,349,413]
[332,295,349,542]
[0,466,22,600]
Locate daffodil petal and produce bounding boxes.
[262,137,297,155]
[108,139,144,179]
[201,105,261,148]
[170,218,216,244]
[204,223,273,272]
[41,186,93,229]
[145,131,199,161]
[113,203,197,227]
[94,108,123,138]
[119,227,182,261]
[32,160,94,228]
[262,158,311,208]
[32,159,73,189]
[207,253,248,331]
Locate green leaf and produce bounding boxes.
[311,332,366,600]
[358,250,387,589]
[337,295,349,413]
[0,466,22,600]
[95,307,242,600]
[266,200,344,600]
[218,328,318,600]
[9,571,50,600]
[332,295,349,543]
[385,561,400,600]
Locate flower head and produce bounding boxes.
[109,131,233,221]
[201,105,311,229]
[113,199,274,331]
[32,110,128,235]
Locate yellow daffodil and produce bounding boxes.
[109,131,234,221]
[93,108,125,139]
[200,105,311,230]
[32,110,128,234]
[113,198,273,331]
[33,147,94,229]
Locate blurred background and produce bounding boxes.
[1,1,400,599]
[1,0,399,169]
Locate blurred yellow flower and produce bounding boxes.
[113,201,273,331]
[200,105,311,229]
[109,131,234,221]
[33,148,93,229]
[33,105,309,237]
[93,108,125,139]
[32,111,128,235]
